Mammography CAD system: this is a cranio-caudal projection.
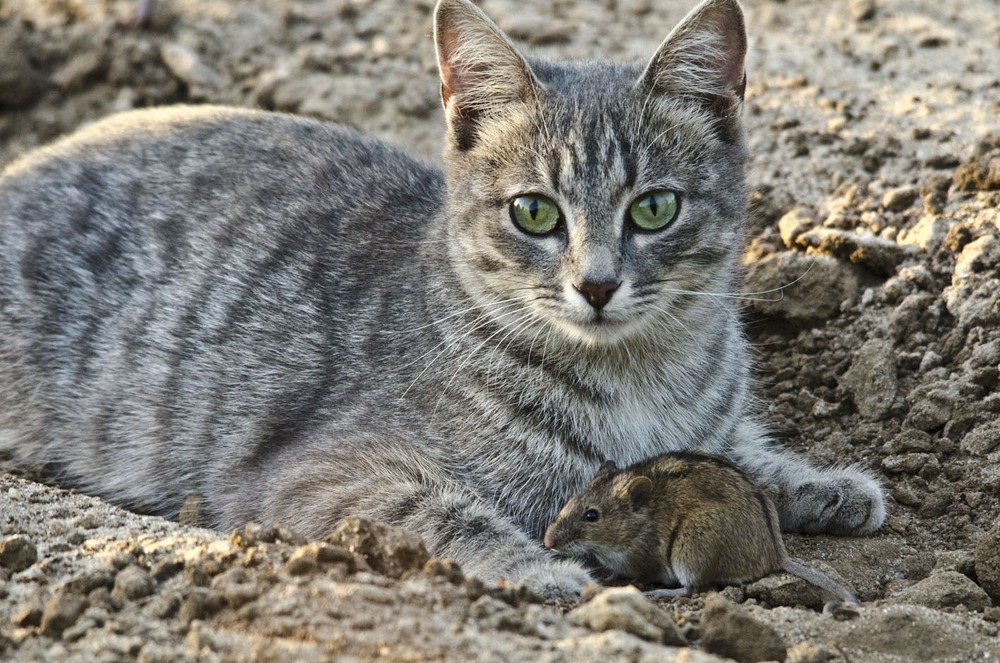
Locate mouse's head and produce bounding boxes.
[543,460,654,567]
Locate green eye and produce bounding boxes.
[629,190,679,231]
[510,194,561,235]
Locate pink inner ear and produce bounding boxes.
[435,18,461,107]
[713,16,747,94]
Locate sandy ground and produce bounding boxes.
[1,0,1000,660]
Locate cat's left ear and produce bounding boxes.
[638,0,747,118]
[434,0,541,150]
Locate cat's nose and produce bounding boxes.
[575,280,620,310]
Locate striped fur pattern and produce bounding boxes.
[0,0,884,598]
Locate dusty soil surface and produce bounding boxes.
[2,0,1000,661]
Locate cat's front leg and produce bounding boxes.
[249,438,592,599]
[412,486,594,599]
[725,420,886,535]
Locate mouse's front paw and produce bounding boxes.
[512,558,592,600]
[781,468,886,535]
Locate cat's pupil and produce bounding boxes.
[529,199,539,220]
[647,196,659,217]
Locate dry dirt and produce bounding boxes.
[2,0,1000,661]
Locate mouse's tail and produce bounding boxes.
[782,559,859,605]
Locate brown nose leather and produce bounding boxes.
[575,281,619,310]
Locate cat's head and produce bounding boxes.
[434,0,748,349]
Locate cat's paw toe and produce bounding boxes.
[513,558,592,600]
[783,469,886,535]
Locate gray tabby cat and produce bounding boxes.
[0,0,885,597]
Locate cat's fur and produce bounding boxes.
[0,0,884,597]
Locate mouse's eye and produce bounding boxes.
[583,508,600,522]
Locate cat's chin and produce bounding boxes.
[551,317,645,348]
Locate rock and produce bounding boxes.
[777,207,816,247]
[793,227,912,276]
[0,21,39,109]
[501,16,573,45]
[896,215,950,252]
[976,517,1000,603]
[744,566,844,610]
[848,0,876,21]
[52,50,108,92]
[177,587,223,624]
[67,567,117,594]
[325,516,429,579]
[422,557,465,584]
[230,521,306,548]
[953,236,1000,283]
[921,173,952,214]
[210,567,261,609]
[786,640,841,663]
[285,542,368,576]
[159,42,222,99]
[699,593,787,663]
[567,586,686,646]
[933,550,977,578]
[12,596,44,628]
[39,590,89,637]
[904,381,959,431]
[970,340,1000,366]
[893,571,992,611]
[852,604,988,660]
[882,185,919,212]
[743,252,861,323]
[840,339,898,420]
[882,452,931,475]
[0,535,37,572]
[888,293,939,343]
[954,156,1000,192]
[960,420,1000,456]
[885,429,934,454]
[113,565,156,601]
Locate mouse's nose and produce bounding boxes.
[543,527,560,550]
[575,280,619,310]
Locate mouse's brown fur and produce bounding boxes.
[544,452,858,603]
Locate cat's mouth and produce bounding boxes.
[552,311,644,346]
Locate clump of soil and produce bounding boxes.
[2,0,1000,660]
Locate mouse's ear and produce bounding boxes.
[622,476,653,509]
[597,459,619,476]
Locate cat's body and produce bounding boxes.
[0,0,885,597]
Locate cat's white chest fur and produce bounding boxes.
[566,361,717,464]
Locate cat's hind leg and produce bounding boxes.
[725,420,886,535]
[0,321,49,467]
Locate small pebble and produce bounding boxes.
[113,565,156,601]
[40,590,88,637]
[700,593,787,663]
[0,535,38,572]
[882,185,919,212]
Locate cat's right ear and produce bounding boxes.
[434,0,540,151]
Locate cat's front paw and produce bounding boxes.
[511,557,593,600]
[779,467,886,535]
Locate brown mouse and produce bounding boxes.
[544,452,858,604]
